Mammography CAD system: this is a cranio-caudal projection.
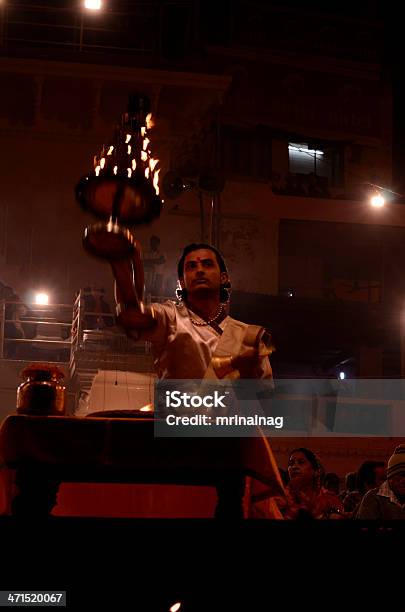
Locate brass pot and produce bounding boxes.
[17,366,66,416]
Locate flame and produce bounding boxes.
[107,146,114,155]
[125,134,131,144]
[149,158,158,172]
[146,113,154,129]
[100,157,106,169]
[170,604,181,612]
[153,168,160,195]
[132,159,137,171]
[113,165,118,175]
[141,151,148,162]
[139,404,153,412]
[95,165,101,176]
[145,168,150,179]
[127,145,131,155]
[143,138,150,151]
[141,127,146,137]
[127,168,132,178]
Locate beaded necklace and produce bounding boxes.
[188,303,224,326]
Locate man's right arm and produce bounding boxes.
[110,246,157,331]
[110,251,175,345]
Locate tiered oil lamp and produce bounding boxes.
[76,94,162,257]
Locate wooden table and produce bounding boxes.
[0,414,282,518]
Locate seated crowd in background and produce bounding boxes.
[275,444,405,519]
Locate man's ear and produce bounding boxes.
[220,272,229,285]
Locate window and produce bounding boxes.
[288,142,343,187]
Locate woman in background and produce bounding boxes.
[284,447,344,519]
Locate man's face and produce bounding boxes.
[181,249,227,299]
[388,472,405,500]
[374,466,386,488]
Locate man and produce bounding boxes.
[111,242,282,519]
[82,286,114,330]
[342,460,386,517]
[356,445,405,519]
[113,242,273,380]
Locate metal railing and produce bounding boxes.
[70,290,154,359]
[0,290,162,363]
[0,300,72,361]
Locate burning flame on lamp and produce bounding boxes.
[153,169,160,196]
[77,104,162,225]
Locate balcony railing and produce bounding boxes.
[0,289,167,364]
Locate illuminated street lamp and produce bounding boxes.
[370,192,385,208]
[84,0,102,10]
[35,293,49,305]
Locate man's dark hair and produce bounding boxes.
[176,243,230,303]
[356,460,386,494]
[177,243,228,279]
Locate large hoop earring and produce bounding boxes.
[176,279,186,301]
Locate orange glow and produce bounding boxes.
[153,169,160,195]
[146,113,154,129]
[139,404,153,412]
[149,158,158,172]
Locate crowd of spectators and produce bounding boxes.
[274,444,405,519]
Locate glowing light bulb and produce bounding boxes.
[370,193,385,208]
[84,0,102,10]
[35,293,49,305]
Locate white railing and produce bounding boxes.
[0,300,72,361]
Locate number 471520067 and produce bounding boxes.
[7,593,63,604]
